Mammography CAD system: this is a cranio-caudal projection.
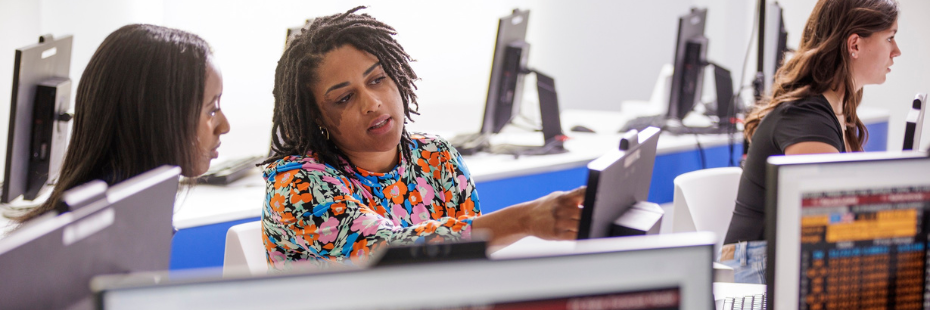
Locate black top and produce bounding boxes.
[723,95,845,244]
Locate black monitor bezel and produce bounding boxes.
[480,9,530,135]
[667,8,708,122]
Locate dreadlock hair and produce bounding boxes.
[265,6,420,178]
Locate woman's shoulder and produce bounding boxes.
[778,95,833,114]
[771,95,836,121]
[261,153,345,186]
[408,132,456,153]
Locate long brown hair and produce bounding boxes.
[744,0,898,151]
[14,24,212,223]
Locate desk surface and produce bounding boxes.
[171,107,890,230]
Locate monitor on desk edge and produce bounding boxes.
[903,93,926,151]
[578,127,661,239]
[0,165,180,309]
[3,34,74,203]
[766,151,930,309]
[95,232,717,310]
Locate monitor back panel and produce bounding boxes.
[579,127,661,239]
[0,166,180,309]
[3,36,73,202]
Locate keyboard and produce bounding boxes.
[618,114,666,133]
[721,294,766,310]
[192,155,265,185]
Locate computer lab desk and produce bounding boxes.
[168,107,890,272]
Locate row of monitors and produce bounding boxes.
[94,150,930,310]
[2,122,929,310]
[7,5,926,205]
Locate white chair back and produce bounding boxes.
[223,221,266,276]
[671,167,742,250]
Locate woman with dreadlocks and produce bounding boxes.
[261,7,585,268]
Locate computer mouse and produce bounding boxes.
[570,125,595,133]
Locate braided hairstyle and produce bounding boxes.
[265,6,419,177]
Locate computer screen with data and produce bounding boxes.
[766,152,930,310]
[96,232,717,310]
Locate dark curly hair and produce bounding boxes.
[264,6,420,177]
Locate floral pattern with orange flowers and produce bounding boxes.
[261,133,481,270]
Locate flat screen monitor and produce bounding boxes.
[3,35,73,203]
[903,93,926,151]
[667,8,708,122]
[578,127,661,239]
[95,232,717,310]
[480,9,530,135]
[0,165,180,309]
[762,2,789,97]
[765,151,930,309]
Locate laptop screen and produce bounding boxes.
[766,152,930,309]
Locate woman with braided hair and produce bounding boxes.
[261,6,585,268]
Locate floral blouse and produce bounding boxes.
[261,133,481,269]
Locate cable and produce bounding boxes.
[727,0,763,167]
[694,133,707,169]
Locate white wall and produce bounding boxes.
[0,0,927,178]
[774,0,930,151]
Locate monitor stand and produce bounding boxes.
[656,62,739,136]
[486,70,567,157]
[609,201,664,236]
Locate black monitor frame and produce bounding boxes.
[454,9,566,156]
[667,8,708,123]
[757,1,789,100]
[3,34,74,203]
[481,9,530,136]
[903,93,927,151]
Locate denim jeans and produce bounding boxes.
[718,240,767,284]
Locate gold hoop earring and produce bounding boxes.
[319,126,330,140]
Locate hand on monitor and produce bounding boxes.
[523,186,585,241]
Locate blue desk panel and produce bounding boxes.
[169,121,888,271]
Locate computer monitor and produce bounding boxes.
[765,152,930,309]
[95,232,717,310]
[903,93,926,151]
[0,165,180,309]
[667,8,708,123]
[481,9,530,136]
[578,127,661,239]
[452,9,565,156]
[762,2,789,97]
[3,34,74,203]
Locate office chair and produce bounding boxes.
[670,167,742,252]
[223,221,267,276]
